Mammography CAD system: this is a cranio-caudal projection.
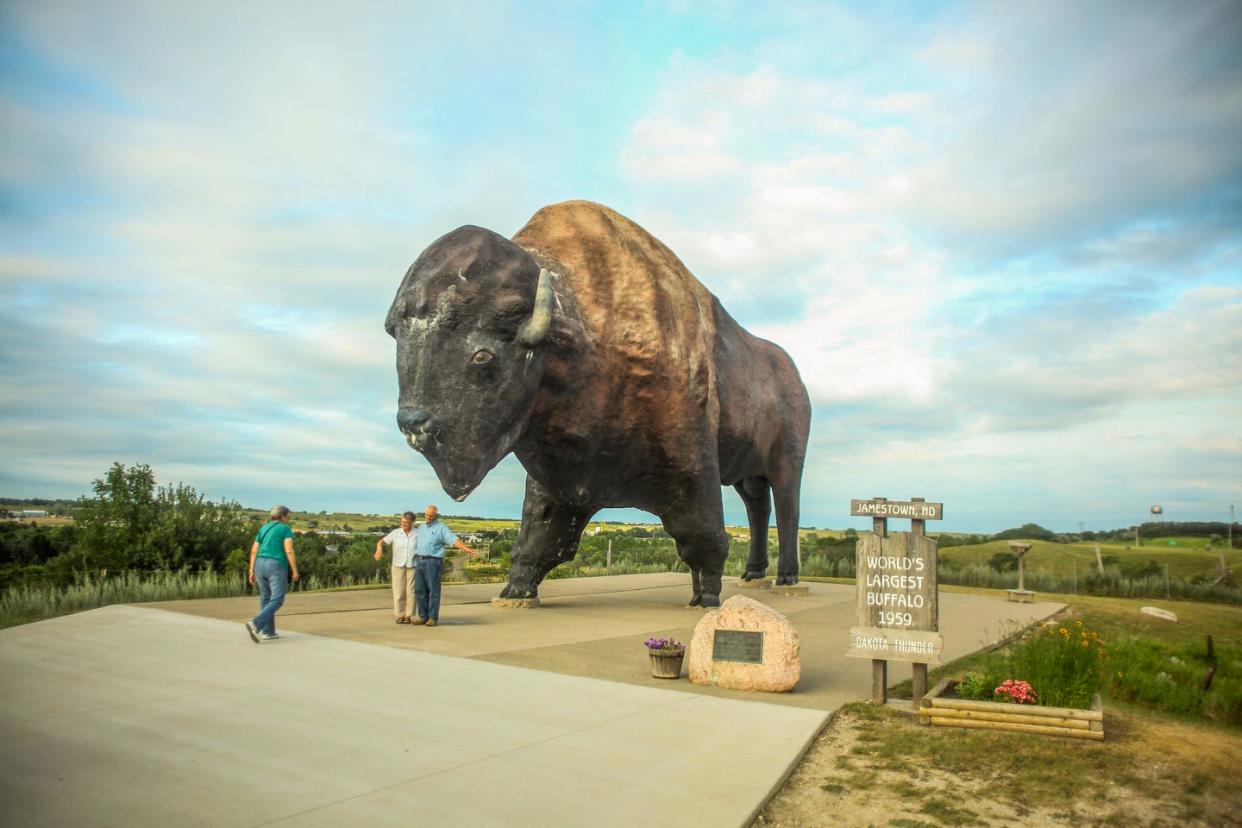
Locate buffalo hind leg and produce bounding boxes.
[734,476,771,580]
[501,476,594,600]
[771,469,803,586]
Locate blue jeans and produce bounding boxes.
[253,557,288,636]
[414,557,443,621]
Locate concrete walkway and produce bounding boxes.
[0,574,1063,827]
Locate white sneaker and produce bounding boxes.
[245,622,261,644]
[260,632,280,640]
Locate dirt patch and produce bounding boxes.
[754,703,1242,827]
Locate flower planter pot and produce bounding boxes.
[649,650,685,679]
[919,679,1104,740]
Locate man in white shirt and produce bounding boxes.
[375,511,419,623]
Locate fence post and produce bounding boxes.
[872,500,888,705]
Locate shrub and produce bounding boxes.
[1005,620,1105,709]
[988,552,1018,573]
[958,670,1002,701]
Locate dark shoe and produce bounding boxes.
[411,617,427,625]
[245,622,261,644]
[425,619,437,627]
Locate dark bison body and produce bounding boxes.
[386,201,810,606]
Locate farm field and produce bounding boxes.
[938,537,1241,582]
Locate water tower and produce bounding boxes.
[1150,504,1164,523]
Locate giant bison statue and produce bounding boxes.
[386,201,810,607]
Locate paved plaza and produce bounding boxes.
[1,574,1062,827]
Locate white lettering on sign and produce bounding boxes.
[851,532,939,659]
[865,592,926,608]
[865,556,926,572]
[846,626,944,664]
[893,639,937,654]
[853,636,939,654]
[854,634,889,652]
[850,500,943,520]
[865,573,926,589]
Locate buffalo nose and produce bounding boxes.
[397,407,432,434]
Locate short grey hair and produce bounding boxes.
[270,505,291,521]
[401,511,417,521]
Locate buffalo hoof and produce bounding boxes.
[700,592,721,607]
[503,583,539,599]
[687,593,703,607]
[775,574,799,586]
[740,569,767,581]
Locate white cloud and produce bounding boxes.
[2,1,1239,532]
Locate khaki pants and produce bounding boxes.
[391,565,414,618]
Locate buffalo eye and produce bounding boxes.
[471,349,494,365]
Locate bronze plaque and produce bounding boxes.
[712,629,764,663]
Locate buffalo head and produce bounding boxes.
[385,226,556,501]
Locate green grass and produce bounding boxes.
[837,700,1145,802]
[0,569,248,627]
[940,537,1240,582]
[0,568,391,629]
[890,590,1242,726]
[801,699,1242,825]
[919,795,982,825]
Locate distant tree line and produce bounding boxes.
[4,466,1238,594]
[1,463,255,590]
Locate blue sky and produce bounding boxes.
[1,1,1239,533]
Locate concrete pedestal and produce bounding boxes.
[491,597,541,608]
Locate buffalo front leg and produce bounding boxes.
[734,476,771,580]
[661,481,729,608]
[500,476,594,600]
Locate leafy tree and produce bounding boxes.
[991,523,1056,542]
[69,463,252,575]
[989,551,1018,572]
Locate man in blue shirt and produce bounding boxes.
[412,504,477,626]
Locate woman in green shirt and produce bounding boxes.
[246,505,299,642]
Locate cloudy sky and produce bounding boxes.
[2,1,1239,533]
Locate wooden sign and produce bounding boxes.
[847,628,944,662]
[846,531,943,664]
[712,629,764,664]
[850,499,943,520]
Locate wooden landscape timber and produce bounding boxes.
[920,678,1104,740]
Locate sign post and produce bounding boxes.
[846,497,943,708]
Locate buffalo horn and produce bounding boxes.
[516,268,555,347]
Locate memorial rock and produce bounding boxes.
[688,595,800,692]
